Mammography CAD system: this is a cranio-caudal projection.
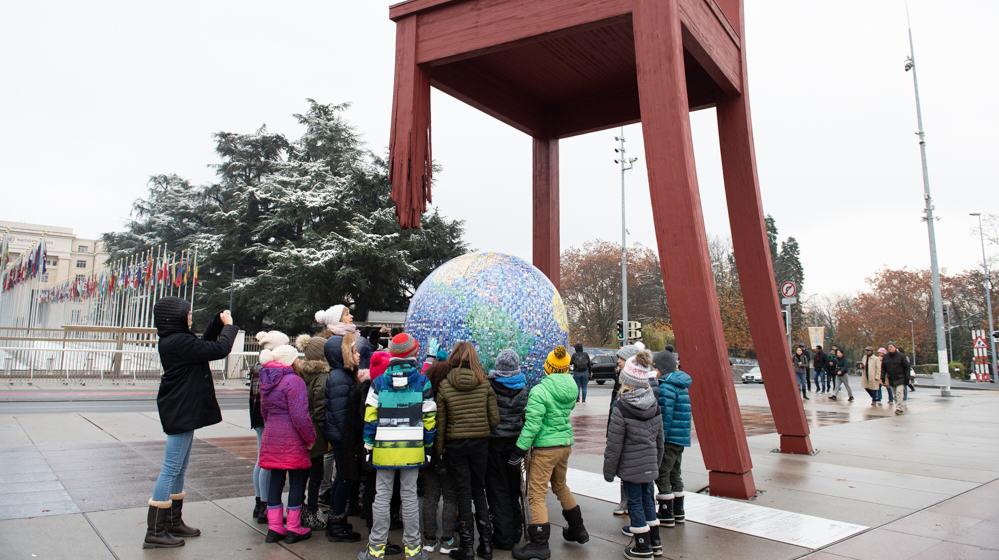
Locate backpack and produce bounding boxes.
[571,352,590,372]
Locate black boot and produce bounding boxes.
[625,531,653,560]
[252,497,265,521]
[649,526,663,557]
[476,512,494,559]
[325,514,361,542]
[143,502,185,549]
[673,495,685,524]
[656,498,675,528]
[449,522,475,560]
[512,523,550,560]
[561,505,589,544]
[166,493,200,537]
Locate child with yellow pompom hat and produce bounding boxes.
[509,345,589,560]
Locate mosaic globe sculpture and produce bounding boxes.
[405,252,569,384]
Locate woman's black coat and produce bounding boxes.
[155,298,238,435]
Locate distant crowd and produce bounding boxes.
[141,297,695,560]
[792,343,914,415]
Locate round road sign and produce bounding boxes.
[779,281,797,298]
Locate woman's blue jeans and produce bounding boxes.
[573,372,589,402]
[152,431,194,501]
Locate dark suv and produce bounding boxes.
[589,353,618,385]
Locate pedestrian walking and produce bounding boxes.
[824,346,839,393]
[486,349,530,550]
[881,342,911,415]
[419,353,460,555]
[358,333,437,560]
[260,344,317,544]
[860,347,883,404]
[651,349,691,529]
[812,346,827,394]
[829,349,854,401]
[293,334,332,530]
[436,342,500,560]
[570,343,591,403]
[792,347,810,400]
[604,351,664,560]
[250,330,290,524]
[510,345,590,560]
[144,300,237,549]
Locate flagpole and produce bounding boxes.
[190,248,198,310]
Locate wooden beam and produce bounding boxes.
[389,0,460,21]
[633,0,755,499]
[428,64,548,137]
[415,0,632,65]
[679,0,742,95]
[532,138,560,289]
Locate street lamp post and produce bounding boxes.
[905,9,950,396]
[614,128,638,346]
[971,212,998,382]
[909,319,916,366]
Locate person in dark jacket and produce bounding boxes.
[651,350,692,529]
[293,335,331,530]
[812,346,827,394]
[570,343,591,403]
[792,346,810,400]
[824,346,840,393]
[322,331,363,542]
[486,349,529,550]
[610,344,643,517]
[829,349,855,402]
[881,342,911,415]
[604,351,664,560]
[250,331,290,524]
[144,298,237,550]
[437,342,500,560]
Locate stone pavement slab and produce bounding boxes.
[0,512,113,560]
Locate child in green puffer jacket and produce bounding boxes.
[510,346,589,560]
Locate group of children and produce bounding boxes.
[248,304,693,560]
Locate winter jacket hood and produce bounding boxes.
[295,358,330,381]
[491,372,526,391]
[154,297,190,337]
[446,367,482,391]
[661,370,692,389]
[616,387,658,420]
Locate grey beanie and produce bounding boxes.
[616,344,640,361]
[654,350,678,374]
[490,349,521,377]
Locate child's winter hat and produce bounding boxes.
[270,344,299,366]
[653,350,678,375]
[491,349,521,378]
[314,305,347,328]
[256,331,290,364]
[389,333,420,359]
[295,334,326,362]
[616,341,645,362]
[620,350,654,388]
[370,351,391,379]
[544,345,571,374]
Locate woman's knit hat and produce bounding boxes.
[491,349,521,377]
[616,341,645,361]
[370,351,391,379]
[389,333,420,359]
[270,344,299,366]
[295,334,326,362]
[315,305,347,328]
[620,350,654,388]
[256,331,290,364]
[544,346,570,374]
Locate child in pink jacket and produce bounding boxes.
[259,344,316,544]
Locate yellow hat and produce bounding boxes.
[544,345,570,374]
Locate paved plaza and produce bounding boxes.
[1,382,998,559]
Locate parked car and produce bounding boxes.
[590,354,617,385]
[741,366,763,384]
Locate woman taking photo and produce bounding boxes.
[144,298,238,549]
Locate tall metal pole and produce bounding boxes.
[971,213,997,382]
[614,128,638,346]
[905,8,950,396]
[909,319,916,366]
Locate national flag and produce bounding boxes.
[192,264,199,286]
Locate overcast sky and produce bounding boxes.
[1,1,996,299]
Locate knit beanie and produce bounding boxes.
[490,349,521,378]
[370,351,391,379]
[271,344,299,366]
[315,304,347,328]
[389,333,419,359]
[256,331,290,364]
[295,334,326,362]
[616,343,640,362]
[620,351,653,388]
[653,350,678,375]
[544,345,570,374]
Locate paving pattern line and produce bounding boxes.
[566,467,868,550]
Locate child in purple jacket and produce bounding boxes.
[259,344,316,544]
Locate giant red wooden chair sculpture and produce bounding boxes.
[386,0,812,499]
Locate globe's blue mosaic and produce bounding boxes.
[405,252,569,384]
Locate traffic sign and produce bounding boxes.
[974,336,988,350]
[781,297,798,305]
[779,281,797,298]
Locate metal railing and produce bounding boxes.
[0,347,260,385]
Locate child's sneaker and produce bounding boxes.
[404,543,428,560]
[438,536,457,554]
[422,537,439,553]
[358,543,386,560]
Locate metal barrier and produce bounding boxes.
[0,347,261,385]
